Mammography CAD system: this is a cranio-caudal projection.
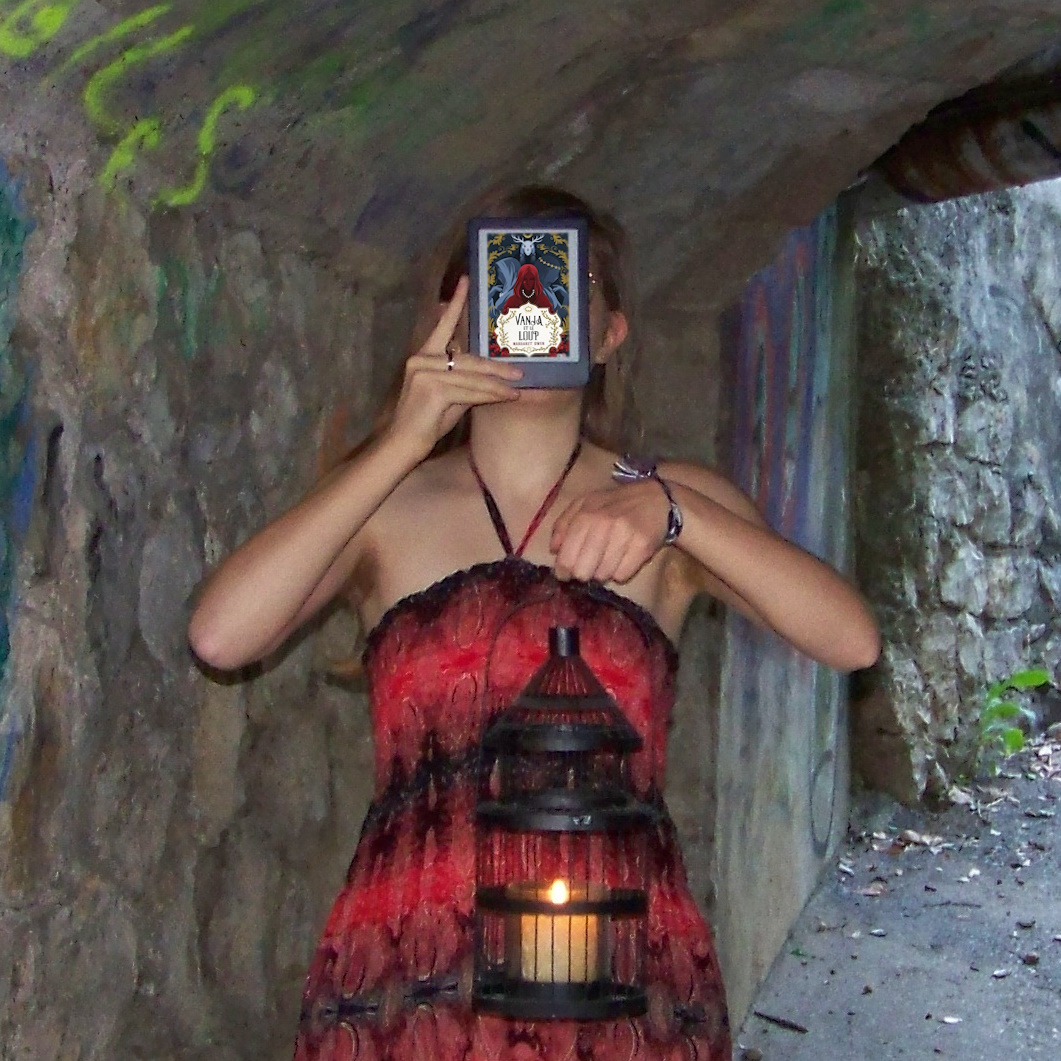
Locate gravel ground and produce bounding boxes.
[736,737,1061,1060]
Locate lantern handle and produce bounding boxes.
[479,585,562,724]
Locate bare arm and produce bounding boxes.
[660,462,880,672]
[188,430,425,670]
[188,277,521,671]
[550,459,880,673]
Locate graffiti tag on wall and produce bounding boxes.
[0,163,35,800]
[727,206,849,856]
[0,0,257,203]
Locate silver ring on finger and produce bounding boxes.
[445,340,458,371]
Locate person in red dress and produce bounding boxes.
[188,186,881,1061]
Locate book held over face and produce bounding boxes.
[468,216,590,388]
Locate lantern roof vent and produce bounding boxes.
[482,626,643,756]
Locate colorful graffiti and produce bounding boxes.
[1,0,257,203]
[0,162,35,801]
[733,213,846,550]
[0,0,80,57]
[726,205,850,856]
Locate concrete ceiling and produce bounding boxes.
[2,1,1061,299]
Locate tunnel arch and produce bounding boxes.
[0,2,1058,286]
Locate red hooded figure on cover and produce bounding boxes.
[502,263,554,312]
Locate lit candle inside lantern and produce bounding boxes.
[515,880,603,983]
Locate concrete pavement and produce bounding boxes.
[736,738,1061,1060]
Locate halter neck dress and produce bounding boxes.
[293,453,731,1061]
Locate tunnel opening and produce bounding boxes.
[850,179,1061,803]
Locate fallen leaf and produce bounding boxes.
[901,829,946,848]
[992,968,1010,979]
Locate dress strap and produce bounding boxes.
[469,441,583,558]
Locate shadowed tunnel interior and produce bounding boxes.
[3,2,1061,1059]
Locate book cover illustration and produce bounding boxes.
[483,230,572,359]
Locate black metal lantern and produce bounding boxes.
[473,625,656,1020]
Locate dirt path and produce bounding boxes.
[736,738,1061,1060]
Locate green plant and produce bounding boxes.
[976,668,1051,773]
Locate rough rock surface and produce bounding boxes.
[853,181,1061,800]
[0,176,378,1059]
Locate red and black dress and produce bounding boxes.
[294,451,731,1061]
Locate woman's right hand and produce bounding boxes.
[388,276,523,455]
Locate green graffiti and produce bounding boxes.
[782,1,943,61]
[784,0,866,47]
[99,118,162,187]
[8,1,258,204]
[83,25,194,137]
[60,3,169,71]
[0,0,79,58]
[157,258,222,359]
[906,7,932,43]
[155,84,257,207]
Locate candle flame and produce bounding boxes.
[547,879,569,905]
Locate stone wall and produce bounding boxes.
[853,182,1061,801]
[0,160,380,1059]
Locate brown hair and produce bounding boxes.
[325,184,640,475]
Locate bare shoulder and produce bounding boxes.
[657,458,765,525]
[351,449,473,609]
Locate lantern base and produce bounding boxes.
[473,978,647,1021]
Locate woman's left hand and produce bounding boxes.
[550,481,670,584]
